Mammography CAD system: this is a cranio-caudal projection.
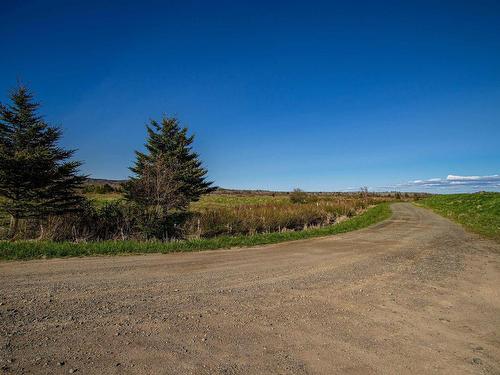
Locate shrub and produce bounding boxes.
[290,188,308,204]
[1,199,195,242]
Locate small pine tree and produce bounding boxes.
[0,86,86,237]
[126,116,215,208]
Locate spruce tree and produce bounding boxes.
[126,116,215,210]
[0,86,86,237]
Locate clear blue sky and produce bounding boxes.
[1,0,499,192]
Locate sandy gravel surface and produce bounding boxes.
[1,203,499,374]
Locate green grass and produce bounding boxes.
[84,192,124,207]
[417,192,500,242]
[84,192,289,210]
[0,203,391,261]
[190,193,290,210]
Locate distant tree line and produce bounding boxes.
[82,183,121,194]
[0,85,214,240]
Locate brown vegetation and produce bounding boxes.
[0,190,407,241]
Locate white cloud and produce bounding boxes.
[447,174,499,181]
[378,173,500,193]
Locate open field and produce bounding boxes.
[83,190,396,210]
[1,203,499,374]
[0,190,399,254]
[83,192,124,208]
[79,191,292,209]
[418,192,500,242]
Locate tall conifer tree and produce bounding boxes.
[0,86,86,237]
[126,116,215,210]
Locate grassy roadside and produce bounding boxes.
[0,203,392,261]
[417,192,500,242]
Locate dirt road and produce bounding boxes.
[1,203,499,374]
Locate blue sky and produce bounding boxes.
[1,0,499,192]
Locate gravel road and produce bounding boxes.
[1,203,499,374]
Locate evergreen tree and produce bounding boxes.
[126,116,215,209]
[0,86,86,237]
[126,153,187,214]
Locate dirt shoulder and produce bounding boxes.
[1,203,499,374]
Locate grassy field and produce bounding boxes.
[85,191,394,210]
[418,192,500,242]
[84,192,124,207]
[0,203,391,260]
[84,191,290,209]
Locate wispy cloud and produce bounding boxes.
[376,174,500,193]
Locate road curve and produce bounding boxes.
[1,203,499,374]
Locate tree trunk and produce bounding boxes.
[164,208,169,242]
[9,215,19,240]
[38,223,45,240]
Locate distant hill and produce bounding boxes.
[85,178,431,197]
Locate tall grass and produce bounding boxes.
[0,203,391,260]
[186,197,383,237]
[1,193,394,242]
